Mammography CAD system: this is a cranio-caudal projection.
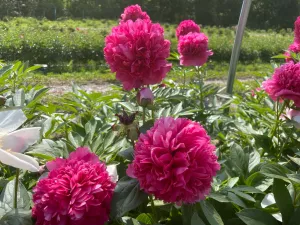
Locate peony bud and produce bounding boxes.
[137,88,154,107]
[0,96,6,106]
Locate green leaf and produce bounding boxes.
[110,177,148,218]
[121,217,142,225]
[136,213,154,225]
[0,209,32,225]
[118,147,134,161]
[228,192,247,208]
[13,89,25,107]
[118,102,137,112]
[191,212,205,225]
[245,172,273,192]
[229,190,256,203]
[288,207,300,225]
[273,179,294,224]
[233,186,263,194]
[171,102,183,116]
[199,200,224,225]
[248,150,260,172]
[288,156,300,166]
[260,164,289,182]
[208,193,230,203]
[0,180,30,215]
[237,209,279,225]
[229,144,249,177]
[227,177,239,188]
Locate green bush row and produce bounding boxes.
[0,18,294,65]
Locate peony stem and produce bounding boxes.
[183,70,186,88]
[142,107,146,125]
[196,66,204,110]
[150,195,158,223]
[14,169,20,209]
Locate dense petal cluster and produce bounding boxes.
[178,32,213,67]
[104,19,171,90]
[176,20,200,39]
[32,147,116,225]
[262,62,300,106]
[285,17,300,61]
[120,4,151,23]
[127,117,220,204]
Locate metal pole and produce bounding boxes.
[226,0,252,94]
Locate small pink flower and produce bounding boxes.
[32,147,117,225]
[282,109,300,129]
[251,87,262,97]
[262,62,300,107]
[120,5,151,23]
[137,87,154,107]
[176,20,200,39]
[178,32,213,67]
[104,19,171,90]
[127,117,220,204]
[285,42,300,62]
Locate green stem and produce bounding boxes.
[142,107,146,125]
[14,169,20,209]
[183,70,186,88]
[261,101,287,157]
[196,67,204,110]
[150,195,158,223]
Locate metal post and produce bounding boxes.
[226,0,252,94]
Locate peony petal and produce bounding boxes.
[0,148,39,172]
[0,109,27,133]
[107,165,118,183]
[1,127,41,153]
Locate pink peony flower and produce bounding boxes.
[104,19,172,90]
[120,5,151,23]
[262,62,300,107]
[178,32,213,67]
[176,20,201,39]
[32,147,117,225]
[285,42,300,62]
[127,117,220,204]
[137,87,154,107]
[294,16,300,42]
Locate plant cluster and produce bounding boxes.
[0,5,299,225]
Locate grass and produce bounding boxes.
[29,61,274,88]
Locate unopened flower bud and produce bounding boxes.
[137,88,154,107]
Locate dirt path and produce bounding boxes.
[48,78,256,95]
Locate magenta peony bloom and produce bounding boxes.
[120,4,151,23]
[176,20,201,39]
[285,42,300,62]
[262,62,300,107]
[32,147,117,225]
[178,32,213,67]
[127,117,220,204]
[294,16,300,42]
[104,19,172,90]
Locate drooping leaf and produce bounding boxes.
[273,179,294,224]
[110,177,148,218]
[199,200,224,225]
[237,209,279,225]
